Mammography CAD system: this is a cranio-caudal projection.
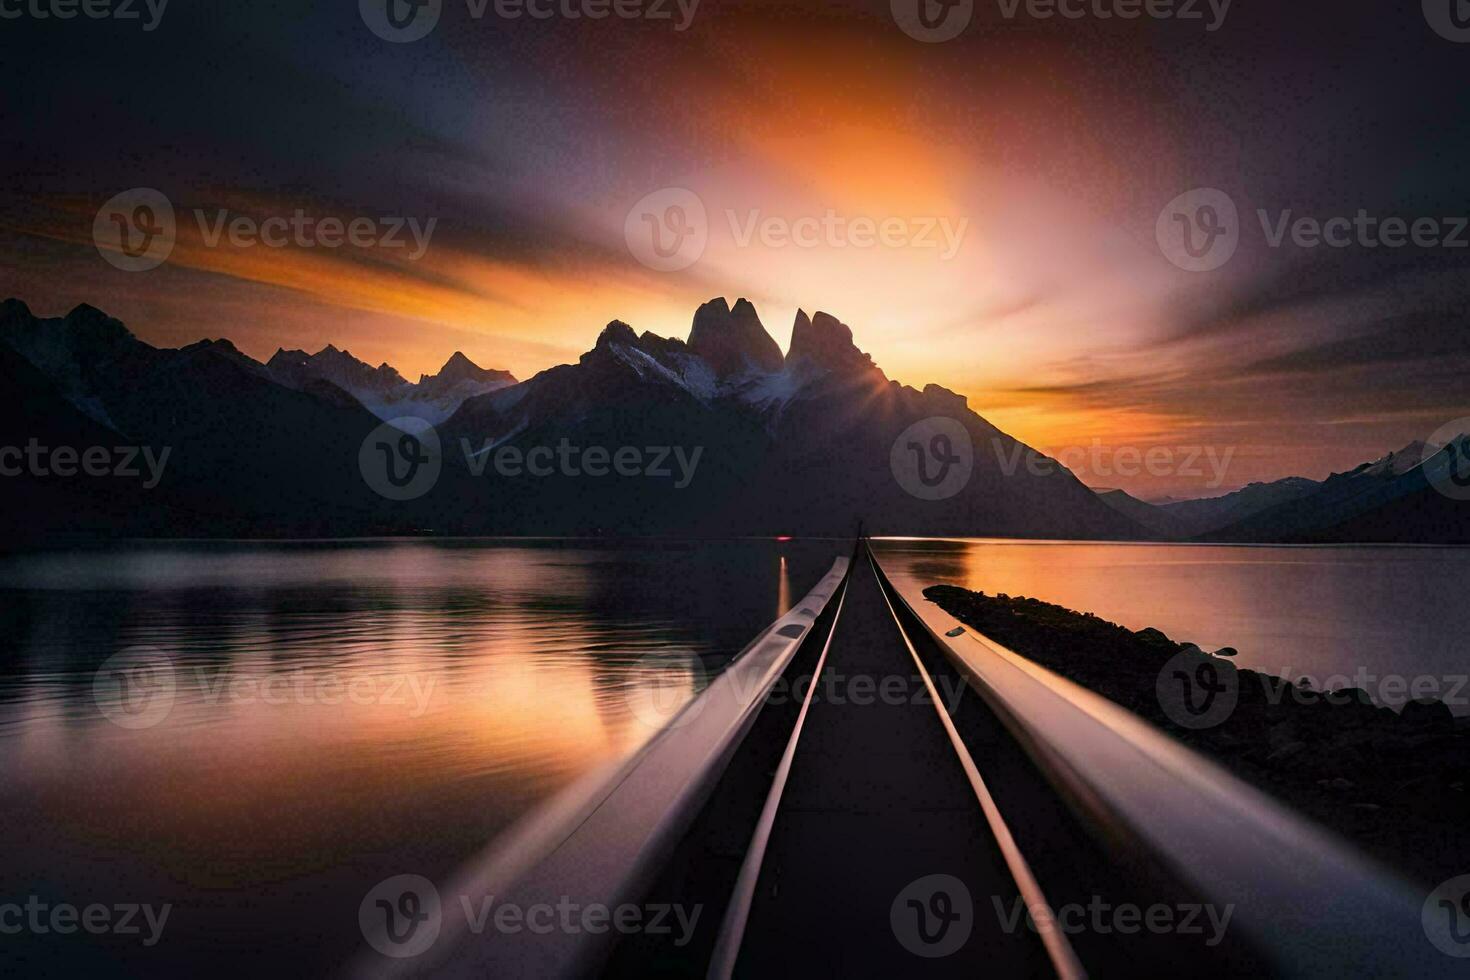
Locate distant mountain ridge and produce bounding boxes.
[1158,476,1323,537]
[267,344,516,423]
[1094,489,1194,539]
[1205,440,1469,544]
[1094,441,1470,544]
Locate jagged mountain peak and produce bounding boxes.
[688,296,783,377]
[63,303,136,343]
[788,308,878,376]
[440,350,476,373]
[263,337,514,423]
[419,350,517,395]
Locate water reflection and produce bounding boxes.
[874,538,1470,713]
[0,537,838,976]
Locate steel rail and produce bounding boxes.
[706,570,852,980]
[866,546,1087,980]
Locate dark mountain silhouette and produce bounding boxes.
[0,299,402,538]
[437,299,1143,538]
[0,328,169,544]
[13,294,1458,543]
[1157,476,1322,537]
[687,297,784,378]
[1205,441,1461,543]
[1094,488,1193,539]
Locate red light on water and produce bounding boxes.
[775,536,793,542]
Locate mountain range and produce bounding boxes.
[1096,440,1470,544]
[0,296,1142,542]
[3,295,1465,545]
[266,344,516,423]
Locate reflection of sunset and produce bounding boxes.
[872,538,1470,714]
[0,540,829,888]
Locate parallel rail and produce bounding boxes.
[867,548,1085,980]
[868,547,1452,977]
[354,556,850,979]
[706,570,851,979]
[354,542,1452,977]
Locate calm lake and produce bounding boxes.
[0,537,840,976]
[872,538,1470,713]
[1,536,1465,974]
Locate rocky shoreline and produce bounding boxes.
[923,584,1470,890]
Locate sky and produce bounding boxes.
[3,0,1469,497]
